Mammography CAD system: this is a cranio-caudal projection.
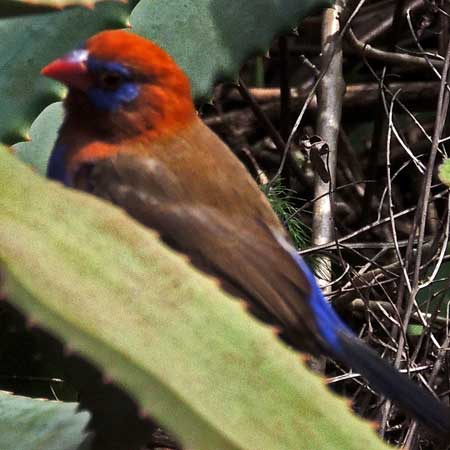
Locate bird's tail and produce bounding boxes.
[336,331,450,435]
[273,230,450,435]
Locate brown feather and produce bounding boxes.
[73,118,325,354]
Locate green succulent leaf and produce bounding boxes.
[14,102,63,175]
[132,0,330,99]
[0,149,390,450]
[0,390,90,450]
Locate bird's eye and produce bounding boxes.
[98,72,123,90]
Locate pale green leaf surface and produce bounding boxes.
[0,149,391,450]
[0,390,90,450]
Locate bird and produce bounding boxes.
[41,29,450,436]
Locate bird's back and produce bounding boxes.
[120,117,284,229]
[70,117,325,355]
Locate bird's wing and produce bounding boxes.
[73,152,338,355]
[74,152,450,434]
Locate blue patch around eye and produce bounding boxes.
[87,59,132,78]
[85,58,139,111]
[87,82,139,111]
[273,232,351,354]
[47,143,71,186]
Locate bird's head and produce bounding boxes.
[41,30,196,139]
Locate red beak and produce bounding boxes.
[41,49,91,91]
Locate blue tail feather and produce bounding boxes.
[273,232,351,354]
[274,232,450,434]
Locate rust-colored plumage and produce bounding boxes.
[42,30,450,436]
[47,31,195,174]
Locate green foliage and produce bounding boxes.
[416,250,450,319]
[14,102,62,175]
[407,324,425,337]
[264,180,310,249]
[264,181,330,281]
[0,390,90,450]
[416,165,450,318]
[0,150,391,450]
[438,159,450,187]
[131,0,329,100]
